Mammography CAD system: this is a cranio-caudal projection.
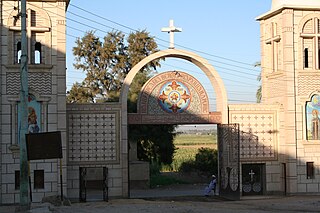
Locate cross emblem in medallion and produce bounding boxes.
[158,80,191,113]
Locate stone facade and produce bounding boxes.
[0,0,68,204]
[1,0,320,205]
[257,0,320,194]
[66,103,126,200]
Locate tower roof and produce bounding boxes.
[257,0,320,20]
[272,0,320,10]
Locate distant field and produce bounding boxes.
[174,134,217,146]
[166,134,217,171]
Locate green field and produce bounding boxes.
[166,134,217,171]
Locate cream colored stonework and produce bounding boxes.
[0,0,68,204]
[256,0,320,195]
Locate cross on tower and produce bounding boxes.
[10,9,50,63]
[265,22,281,72]
[161,20,182,49]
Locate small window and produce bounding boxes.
[15,170,20,190]
[34,170,44,189]
[34,42,41,64]
[304,48,309,68]
[318,49,320,69]
[17,41,21,64]
[307,162,314,179]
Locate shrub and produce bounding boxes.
[179,148,218,177]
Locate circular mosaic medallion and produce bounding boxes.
[158,80,191,113]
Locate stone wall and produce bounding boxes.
[66,103,125,200]
[229,104,284,195]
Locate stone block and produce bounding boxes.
[32,192,45,203]
[67,189,78,199]
[45,172,57,182]
[1,114,10,124]
[2,194,14,204]
[108,187,122,197]
[6,163,19,174]
[2,174,14,184]
[14,193,20,203]
[36,162,52,171]
[67,170,78,180]
[45,182,52,192]
[7,184,16,193]
[297,183,307,192]
[271,173,281,182]
[72,179,79,189]
[48,105,57,114]
[1,184,7,194]
[112,178,122,188]
[307,184,319,192]
[108,168,122,178]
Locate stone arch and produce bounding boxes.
[120,48,228,124]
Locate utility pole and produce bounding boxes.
[19,0,30,209]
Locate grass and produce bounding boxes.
[174,134,217,146]
[152,134,217,186]
[150,174,187,188]
[162,134,217,172]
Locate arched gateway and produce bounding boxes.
[120,48,228,123]
[121,48,240,200]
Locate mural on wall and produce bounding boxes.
[18,94,41,143]
[158,80,191,113]
[306,94,320,140]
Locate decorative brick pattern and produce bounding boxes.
[298,75,320,96]
[230,112,277,161]
[6,72,52,95]
[67,113,119,164]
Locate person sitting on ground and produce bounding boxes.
[204,174,217,196]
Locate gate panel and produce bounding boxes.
[79,167,87,202]
[218,123,240,200]
[242,164,264,196]
[103,167,108,201]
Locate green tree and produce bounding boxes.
[179,148,218,176]
[130,124,176,165]
[68,30,160,102]
[254,61,262,103]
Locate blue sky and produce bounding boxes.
[66,1,272,107]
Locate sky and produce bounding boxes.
[66,1,273,108]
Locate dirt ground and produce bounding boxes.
[1,184,320,213]
[52,196,320,213]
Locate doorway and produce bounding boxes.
[79,167,108,202]
[242,163,265,196]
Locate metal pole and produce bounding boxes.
[19,0,30,209]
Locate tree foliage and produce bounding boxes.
[254,61,262,103]
[179,148,218,176]
[67,30,160,103]
[130,124,176,165]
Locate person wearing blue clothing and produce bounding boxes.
[204,175,217,196]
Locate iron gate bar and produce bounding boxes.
[218,123,240,200]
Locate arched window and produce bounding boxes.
[17,41,21,64]
[306,95,320,140]
[301,17,320,69]
[34,42,41,64]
